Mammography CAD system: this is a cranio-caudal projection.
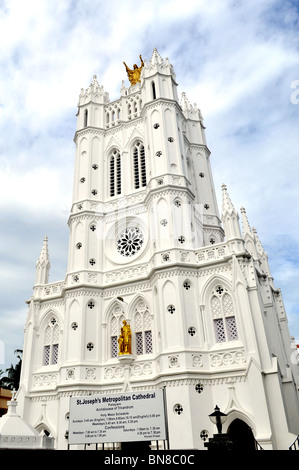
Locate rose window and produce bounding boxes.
[117,227,144,257]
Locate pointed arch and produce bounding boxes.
[152,80,156,100]
[130,295,153,356]
[84,109,88,127]
[226,415,257,450]
[105,300,126,358]
[132,140,146,190]
[40,312,61,366]
[109,148,122,197]
[201,276,239,345]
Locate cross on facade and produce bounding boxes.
[168,305,175,314]
[200,430,209,441]
[178,236,185,244]
[88,301,95,309]
[86,343,94,351]
[174,404,183,415]
[216,286,224,295]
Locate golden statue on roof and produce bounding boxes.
[123,55,144,86]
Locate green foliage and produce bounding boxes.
[0,349,22,391]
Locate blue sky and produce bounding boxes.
[0,0,298,369]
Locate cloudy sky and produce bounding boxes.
[0,0,298,369]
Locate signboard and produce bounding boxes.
[68,390,167,445]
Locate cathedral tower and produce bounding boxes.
[15,49,299,450]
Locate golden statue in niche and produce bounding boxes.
[118,320,132,355]
[123,55,144,86]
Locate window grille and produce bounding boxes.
[145,330,153,354]
[226,316,238,341]
[52,344,59,364]
[111,336,118,358]
[44,345,50,366]
[214,318,226,343]
[136,332,143,355]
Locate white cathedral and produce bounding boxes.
[6,49,299,450]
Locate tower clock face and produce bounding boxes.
[116,227,144,257]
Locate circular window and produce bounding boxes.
[105,216,147,264]
[117,227,144,257]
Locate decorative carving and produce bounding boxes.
[85,368,96,380]
[210,350,246,368]
[117,227,144,257]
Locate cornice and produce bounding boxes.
[74,126,105,143]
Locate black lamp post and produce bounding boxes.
[208,405,227,434]
[204,405,234,450]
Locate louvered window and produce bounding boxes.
[110,149,121,197]
[133,142,146,189]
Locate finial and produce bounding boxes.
[240,206,252,236]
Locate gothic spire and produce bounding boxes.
[240,206,252,237]
[221,184,242,240]
[35,236,50,286]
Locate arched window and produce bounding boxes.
[84,109,88,127]
[43,317,59,365]
[210,286,238,343]
[133,141,146,190]
[152,81,156,100]
[109,149,121,197]
[109,306,125,358]
[133,301,153,355]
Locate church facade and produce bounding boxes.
[16,49,299,450]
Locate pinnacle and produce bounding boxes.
[240,206,252,236]
[221,184,236,214]
[149,48,164,65]
[38,235,50,263]
[252,227,265,254]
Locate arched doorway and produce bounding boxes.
[228,419,256,450]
